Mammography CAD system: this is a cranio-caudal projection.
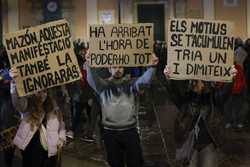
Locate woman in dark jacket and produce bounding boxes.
[163,65,237,167]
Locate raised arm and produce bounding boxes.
[9,68,28,114]
[85,50,108,94]
[10,81,28,113]
[134,67,156,92]
[134,53,159,91]
[163,65,190,107]
[86,66,107,94]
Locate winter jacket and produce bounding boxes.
[163,80,229,155]
[11,82,66,157]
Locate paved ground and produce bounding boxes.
[1,80,250,167]
[218,128,250,167]
[1,115,250,167]
[0,104,170,167]
[0,124,169,167]
[2,119,250,167]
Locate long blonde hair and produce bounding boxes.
[27,91,62,130]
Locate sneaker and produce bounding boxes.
[66,130,74,139]
[237,124,244,129]
[225,123,231,129]
[80,136,95,143]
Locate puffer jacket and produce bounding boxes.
[11,82,66,157]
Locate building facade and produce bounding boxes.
[1,0,250,42]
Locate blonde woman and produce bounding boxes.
[10,68,66,167]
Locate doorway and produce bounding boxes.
[137,4,165,41]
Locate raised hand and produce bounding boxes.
[151,53,159,66]
[9,67,18,81]
[230,65,237,77]
[163,65,171,79]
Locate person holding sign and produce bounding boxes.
[9,68,66,167]
[163,65,237,167]
[86,51,158,167]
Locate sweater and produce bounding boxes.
[87,66,156,130]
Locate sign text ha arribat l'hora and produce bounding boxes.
[167,19,235,82]
[89,23,154,67]
[4,19,81,96]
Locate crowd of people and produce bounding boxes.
[0,37,250,167]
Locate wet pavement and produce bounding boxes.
[2,112,250,167]
[218,128,250,167]
[0,106,170,167]
[1,81,250,167]
[0,123,169,167]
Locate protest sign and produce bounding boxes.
[4,19,81,96]
[167,19,235,82]
[89,23,154,67]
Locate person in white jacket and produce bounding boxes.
[10,68,66,167]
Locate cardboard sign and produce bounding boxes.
[89,23,154,67]
[167,19,235,82]
[4,19,81,96]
